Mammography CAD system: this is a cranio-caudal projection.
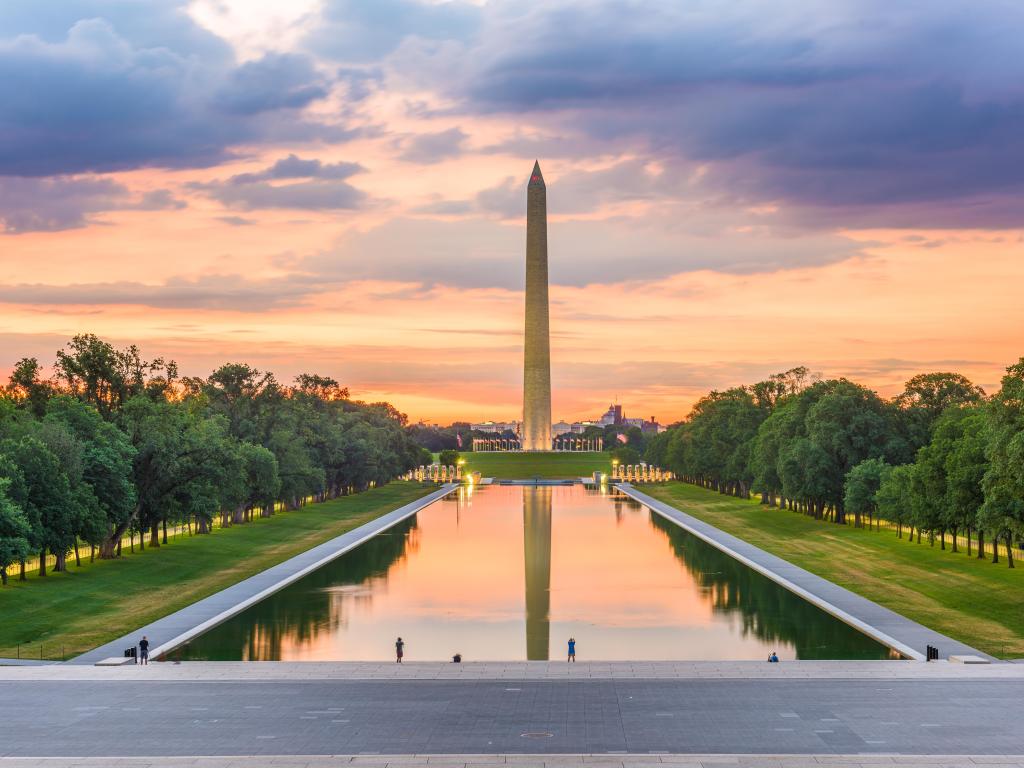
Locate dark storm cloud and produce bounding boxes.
[429,1,1024,227]
[189,156,367,211]
[0,176,184,233]
[0,7,337,176]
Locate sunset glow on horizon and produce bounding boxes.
[2,1,1023,424]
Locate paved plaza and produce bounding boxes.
[3,756,1024,768]
[1,663,1023,758]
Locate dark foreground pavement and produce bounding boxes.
[1,678,1021,757]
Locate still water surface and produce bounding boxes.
[178,484,894,661]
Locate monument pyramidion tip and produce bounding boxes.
[529,160,544,186]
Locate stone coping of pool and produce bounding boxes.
[71,484,460,666]
[2,755,1023,768]
[617,485,992,663]
[5,660,1024,681]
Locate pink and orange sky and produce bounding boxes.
[1,1,1023,424]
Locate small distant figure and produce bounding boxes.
[768,651,779,663]
[395,637,405,663]
[568,637,576,662]
[139,636,150,665]
[452,653,462,663]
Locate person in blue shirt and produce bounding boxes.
[567,637,576,662]
[768,651,779,662]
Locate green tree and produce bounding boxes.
[5,357,51,416]
[980,360,1024,567]
[843,457,890,529]
[438,449,459,466]
[877,464,915,539]
[805,381,905,522]
[0,480,32,586]
[945,409,988,558]
[895,372,986,449]
[0,436,74,575]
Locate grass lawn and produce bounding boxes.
[461,451,612,479]
[0,482,434,660]
[642,482,1024,659]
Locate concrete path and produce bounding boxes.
[2,757,1023,768]
[3,660,1022,682]
[618,486,989,662]
[2,677,1023,756]
[74,485,457,665]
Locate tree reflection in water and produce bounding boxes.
[645,506,896,659]
[177,516,419,660]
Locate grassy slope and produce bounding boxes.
[461,451,611,479]
[0,483,433,659]
[642,482,1024,658]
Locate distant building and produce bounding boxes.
[471,420,521,434]
[468,408,663,440]
[599,403,624,426]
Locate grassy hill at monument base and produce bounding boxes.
[642,482,1024,658]
[0,483,433,660]
[460,451,611,479]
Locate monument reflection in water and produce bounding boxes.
[177,485,895,661]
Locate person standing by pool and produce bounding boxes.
[567,637,576,662]
[138,636,150,665]
[395,637,404,663]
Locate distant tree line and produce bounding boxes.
[645,362,1024,567]
[0,334,430,585]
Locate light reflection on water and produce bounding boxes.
[177,484,895,661]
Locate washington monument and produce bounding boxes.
[522,161,552,451]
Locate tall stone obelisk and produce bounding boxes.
[522,161,551,452]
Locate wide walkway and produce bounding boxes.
[618,486,989,662]
[3,660,1022,682]
[1,674,1023,756]
[2,756,1023,768]
[74,485,457,665]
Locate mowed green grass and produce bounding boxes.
[461,451,612,479]
[642,482,1024,658]
[0,483,434,660]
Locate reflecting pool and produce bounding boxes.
[176,484,896,661]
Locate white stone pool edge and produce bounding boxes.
[74,483,458,665]
[618,484,992,663]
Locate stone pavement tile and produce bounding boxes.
[969,761,1024,766]
[815,759,895,765]
[425,756,502,763]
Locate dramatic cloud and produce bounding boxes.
[189,155,367,211]
[0,176,184,233]
[427,1,1024,227]
[0,274,327,311]
[216,53,329,115]
[304,214,864,290]
[399,128,468,164]
[0,12,336,176]
[305,0,480,62]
